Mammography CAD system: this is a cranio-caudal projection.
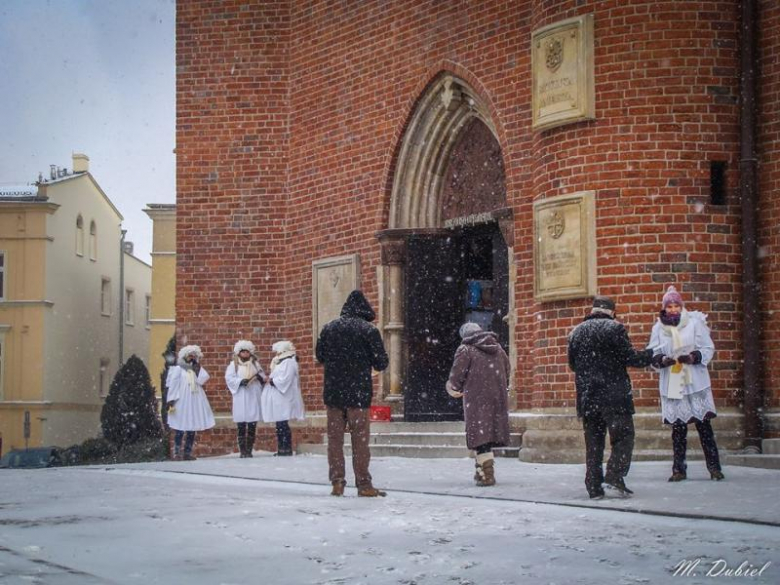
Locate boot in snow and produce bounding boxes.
[331,480,346,497]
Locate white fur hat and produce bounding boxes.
[459,322,482,339]
[272,340,295,354]
[178,345,203,362]
[233,340,256,355]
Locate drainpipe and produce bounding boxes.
[739,0,763,452]
[119,228,127,366]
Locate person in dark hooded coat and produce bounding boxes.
[567,296,653,499]
[316,290,389,497]
[447,322,511,487]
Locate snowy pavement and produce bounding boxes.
[1,454,778,585]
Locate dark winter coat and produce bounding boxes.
[567,313,653,418]
[447,331,511,450]
[315,291,389,408]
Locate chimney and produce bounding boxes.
[50,165,57,180]
[72,153,89,173]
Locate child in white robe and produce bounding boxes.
[261,341,305,455]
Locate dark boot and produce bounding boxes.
[710,470,725,481]
[671,422,688,477]
[668,471,687,482]
[604,476,633,496]
[331,480,346,497]
[237,424,247,458]
[246,422,256,457]
[477,459,496,487]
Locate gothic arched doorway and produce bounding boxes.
[378,74,513,421]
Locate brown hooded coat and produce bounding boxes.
[447,331,511,450]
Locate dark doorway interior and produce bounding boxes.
[404,223,509,421]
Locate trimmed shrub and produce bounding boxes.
[101,355,163,450]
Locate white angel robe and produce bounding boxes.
[224,360,263,423]
[261,357,305,423]
[166,366,216,431]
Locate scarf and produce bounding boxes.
[233,356,260,376]
[659,310,692,387]
[270,352,296,373]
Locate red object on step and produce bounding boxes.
[369,405,391,422]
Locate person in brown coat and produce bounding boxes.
[446,322,511,486]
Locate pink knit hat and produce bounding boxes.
[662,285,684,309]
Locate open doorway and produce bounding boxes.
[403,222,509,421]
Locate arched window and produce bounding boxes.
[76,215,84,256]
[89,221,97,260]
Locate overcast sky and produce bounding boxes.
[0,0,175,263]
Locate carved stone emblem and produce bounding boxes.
[545,37,563,73]
[329,270,340,288]
[546,210,565,239]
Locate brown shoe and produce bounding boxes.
[183,454,197,461]
[357,485,387,497]
[331,480,346,497]
[668,471,687,482]
[710,470,725,481]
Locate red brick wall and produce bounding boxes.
[530,1,742,412]
[760,0,780,412]
[176,1,778,451]
[176,0,291,414]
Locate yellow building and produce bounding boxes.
[142,204,176,393]
[0,154,151,453]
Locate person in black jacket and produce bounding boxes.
[316,290,389,497]
[567,296,653,499]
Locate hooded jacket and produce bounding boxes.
[567,313,653,418]
[447,330,511,450]
[315,291,389,408]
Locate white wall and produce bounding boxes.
[42,174,124,445]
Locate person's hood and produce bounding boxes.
[340,290,376,322]
[462,330,501,354]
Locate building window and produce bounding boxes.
[89,221,97,261]
[101,278,112,316]
[99,358,110,398]
[145,294,152,326]
[76,215,84,256]
[0,251,5,301]
[125,288,134,325]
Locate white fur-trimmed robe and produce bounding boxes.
[166,366,216,431]
[224,359,263,423]
[261,357,305,423]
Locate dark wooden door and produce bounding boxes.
[404,235,465,421]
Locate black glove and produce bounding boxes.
[652,354,676,368]
[677,351,702,365]
[690,350,702,364]
[239,378,249,387]
[676,353,693,365]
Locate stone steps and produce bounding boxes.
[724,439,780,470]
[295,421,522,458]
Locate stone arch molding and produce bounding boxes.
[389,74,499,229]
[379,73,515,409]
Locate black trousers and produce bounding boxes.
[276,421,292,454]
[583,412,635,493]
[671,418,721,474]
[237,422,257,456]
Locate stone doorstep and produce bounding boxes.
[520,429,745,452]
[295,443,520,459]
[515,410,746,432]
[724,453,780,470]
[519,448,742,465]
[763,438,780,455]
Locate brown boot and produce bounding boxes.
[477,459,496,487]
[331,480,346,497]
[668,471,687,482]
[357,485,387,497]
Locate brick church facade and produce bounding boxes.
[175,0,780,457]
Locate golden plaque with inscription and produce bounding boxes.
[532,14,595,131]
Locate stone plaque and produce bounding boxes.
[532,14,595,131]
[312,254,360,343]
[533,191,596,301]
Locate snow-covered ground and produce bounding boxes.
[1,453,778,584]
